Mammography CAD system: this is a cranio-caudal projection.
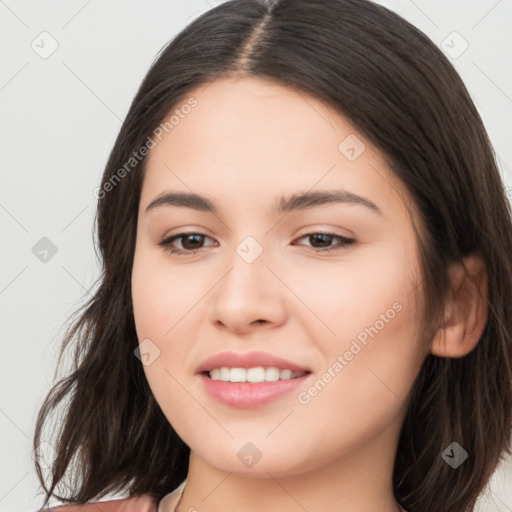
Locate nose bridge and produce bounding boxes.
[235,234,266,266]
[223,233,271,297]
[211,231,284,329]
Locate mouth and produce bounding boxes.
[197,350,311,375]
[202,367,310,383]
[197,351,312,407]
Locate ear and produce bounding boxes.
[430,254,488,358]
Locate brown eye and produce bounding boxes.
[295,232,355,252]
[159,232,216,255]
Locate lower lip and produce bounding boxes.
[200,373,310,408]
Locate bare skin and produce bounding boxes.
[131,76,487,512]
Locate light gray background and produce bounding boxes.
[1,1,511,511]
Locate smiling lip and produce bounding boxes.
[197,351,310,373]
[197,351,311,408]
[200,374,310,408]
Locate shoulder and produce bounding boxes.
[43,494,158,512]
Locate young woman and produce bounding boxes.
[33,1,512,511]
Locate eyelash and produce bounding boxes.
[158,231,355,255]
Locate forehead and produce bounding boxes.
[141,76,415,223]
[148,76,357,166]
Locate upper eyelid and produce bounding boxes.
[161,231,353,240]
[162,232,217,244]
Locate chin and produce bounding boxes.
[191,439,315,478]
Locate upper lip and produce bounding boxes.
[197,351,311,373]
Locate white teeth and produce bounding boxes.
[229,368,246,382]
[219,367,230,380]
[208,366,306,383]
[210,368,221,380]
[280,369,293,380]
[265,367,280,381]
[247,367,265,382]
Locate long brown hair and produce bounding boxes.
[33,1,512,511]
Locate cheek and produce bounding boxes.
[294,241,420,344]
[131,249,198,428]
[297,241,424,413]
[131,246,202,340]
[312,268,422,412]
[131,247,209,393]
[291,285,421,458]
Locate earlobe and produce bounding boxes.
[430,254,488,358]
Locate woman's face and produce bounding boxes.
[132,76,427,477]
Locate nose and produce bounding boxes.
[209,241,287,334]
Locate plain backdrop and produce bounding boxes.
[1,1,511,511]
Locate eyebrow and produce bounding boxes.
[145,189,382,215]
